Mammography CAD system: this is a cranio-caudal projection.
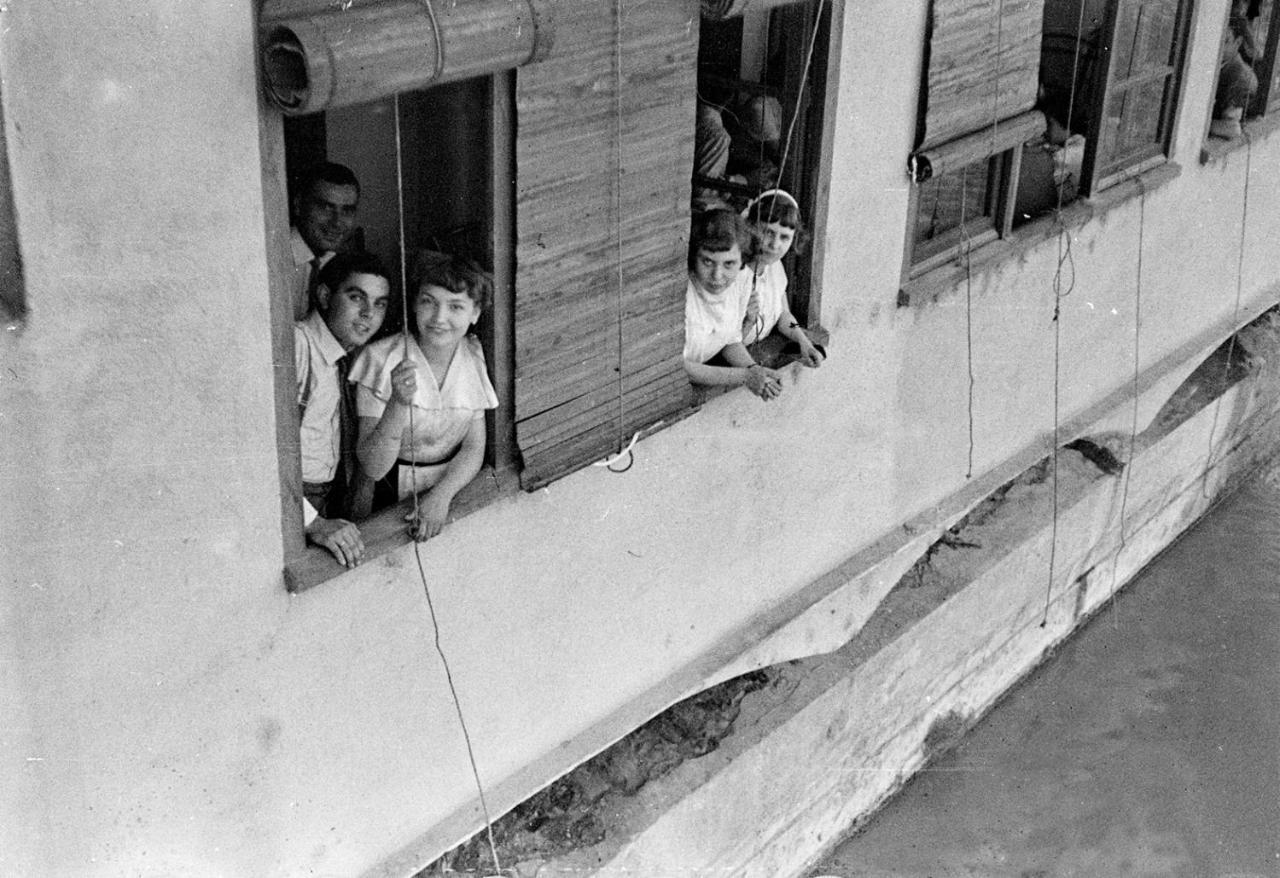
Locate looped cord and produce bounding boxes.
[392,94,504,876]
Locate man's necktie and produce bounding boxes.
[334,353,359,513]
[306,256,324,313]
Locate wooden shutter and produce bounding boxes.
[513,0,697,490]
[918,0,1045,150]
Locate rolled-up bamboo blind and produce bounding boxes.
[700,0,808,21]
[260,0,554,115]
[910,109,1044,181]
[917,0,1045,149]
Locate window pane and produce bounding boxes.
[913,159,996,263]
[1098,76,1168,173]
[1112,0,1180,79]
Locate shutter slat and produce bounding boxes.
[919,0,1045,149]
[517,383,696,489]
[514,0,697,490]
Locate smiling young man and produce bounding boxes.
[294,252,391,567]
[290,162,361,320]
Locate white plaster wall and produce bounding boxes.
[2,0,1279,875]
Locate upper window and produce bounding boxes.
[0,90,23,324]
[905,0,1047,278]
[1208,0,1280,139]
[905,0,1195,282]
[1039,0,1193,195]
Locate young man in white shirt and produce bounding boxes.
[295,251,390,567]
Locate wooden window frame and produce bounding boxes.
[902,148,1022,283]
[1249,0,1280,114]
[1079,0,1194,195]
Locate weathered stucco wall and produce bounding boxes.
[2,0,1278,875]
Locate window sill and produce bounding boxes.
[691,325,831,404]
[284,465,516,593]
[899,161,1182,309]
[1200,113,1280,165]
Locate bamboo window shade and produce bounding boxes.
[259,0,554,115]
[917,0,1046,150]
[513,0,697,490]
[911,108,1044,181]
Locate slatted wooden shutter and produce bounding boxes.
[917,0,1045,150]
[513,0,697,490]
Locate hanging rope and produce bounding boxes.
[958,164,976,480]
[1105,185,1146,628]
[392,94,505,877]
[1202,131,1253,499]
[1041,0,1087,628]
[594,0,632,472]
[773,0,827,192]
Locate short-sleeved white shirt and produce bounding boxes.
[350,334,498,465]
[290,227,334,321]
[741,261,788,346]
[683,270,753,364]
[294,310,347,484]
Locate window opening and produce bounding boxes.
[912,156,1008,274]
[694,0,831,326]
[1208,0,1280,138]
[1036,0,1191,197]
[281,76,516,584]
[904,0,1044,278]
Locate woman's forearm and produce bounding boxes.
[357,406,410,479]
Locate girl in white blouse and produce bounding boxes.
[352,253,498,541]
[683,208,785,401]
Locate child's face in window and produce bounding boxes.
[320,272,390,351]
[413,283,481,350]
[693,245,742,296]
[754,221,795,266]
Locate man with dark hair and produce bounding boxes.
[290,161,360,320]
[295,251,391,567]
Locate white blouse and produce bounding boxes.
[349,333,498,464]
[683,270,753,364]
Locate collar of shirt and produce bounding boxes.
[302,310,348,368]
[290,226,316,268]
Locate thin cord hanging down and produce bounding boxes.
[1106,187,1146,627]
[958,165,976,480]
[774,0,827,190]
[1040,0,1087,629]
[597,0,632,472]
[1202,133,1253,500]
[392,95,505,877]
